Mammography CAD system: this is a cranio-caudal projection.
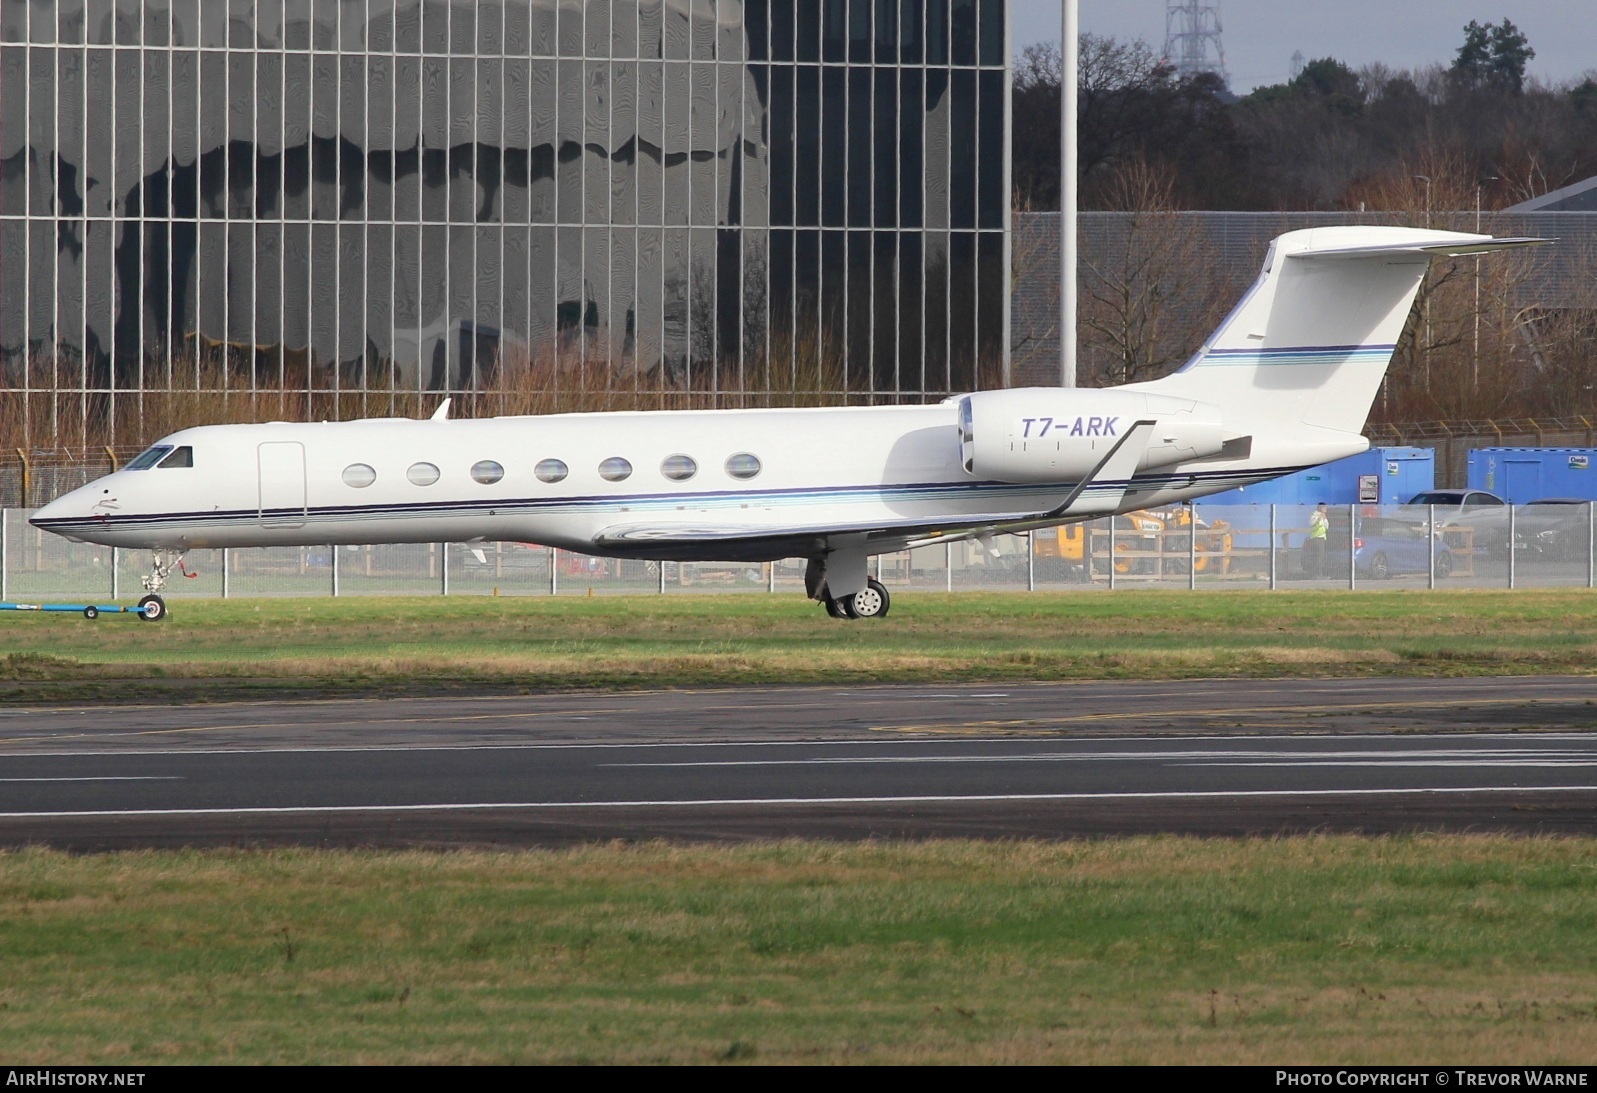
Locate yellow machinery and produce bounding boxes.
[1032,508,1233,579]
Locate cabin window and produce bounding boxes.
[157,446,193,468]
[127,445,174,470]
[342,463,377,488]
[407,462,441,486]
[725,452,762,480]
[471,460,504,485]
[660,454,697,481]
[535,458,569,484]
[598,456,633,482]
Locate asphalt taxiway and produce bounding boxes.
[2,676,1595,848]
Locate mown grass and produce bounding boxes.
[1,837,1595,1064]
[3,589,1597,702]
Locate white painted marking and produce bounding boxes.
[913,693,1011,699]
[1188,760,1597,768]
[608,747,1597,769]
[0,776,181,783]
[2,784,1596,820]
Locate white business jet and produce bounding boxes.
[33,226,1542,621]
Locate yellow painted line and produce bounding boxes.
[0,707,637,745]
[870,697,1561,734]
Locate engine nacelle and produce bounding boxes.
[958,388,1230,483]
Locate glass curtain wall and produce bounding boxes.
[0,0,1008,448]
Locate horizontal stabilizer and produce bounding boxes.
[1289,236,1551,261]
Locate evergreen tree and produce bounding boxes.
[1488,20,1536,93]
[1452,18,1535,93]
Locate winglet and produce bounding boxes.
[431,398,452,421]
[1046,420,1157,519]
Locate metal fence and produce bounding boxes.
[4,502,1595,607]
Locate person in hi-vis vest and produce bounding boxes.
[1304,502,1330,579]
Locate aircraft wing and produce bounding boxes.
[591,513,1044,561]
[592,421,1162,560]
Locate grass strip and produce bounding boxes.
[2,837,1595,1064]
[3,590,1597,703]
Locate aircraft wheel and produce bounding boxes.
[137,594,167,622]
[822,589,847,618]
[848,579,891,619]
[83,606,99,620]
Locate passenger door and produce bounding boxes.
[258,442,307,528]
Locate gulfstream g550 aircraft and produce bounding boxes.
[33,226,1543,621]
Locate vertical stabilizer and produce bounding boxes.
[1130,227,1546,439]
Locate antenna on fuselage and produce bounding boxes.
[431,398,452,421]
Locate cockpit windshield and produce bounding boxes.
[157,446,193,468]
[126,444,174,470]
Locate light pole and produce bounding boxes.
[1414,174,1431,227]
[1474,175,1498,393]
[1414,175,1432,390]
[1060,0,1078,388]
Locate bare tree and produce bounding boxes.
[1076,161,1238,387]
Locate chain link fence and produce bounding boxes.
[5,502,1594,607]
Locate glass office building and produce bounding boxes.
[0,0,1009,447]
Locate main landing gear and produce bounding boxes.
[806,550,890,620]
[820,579,891,620]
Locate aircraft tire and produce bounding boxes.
[823,592,847,618]
[849,579,891,619]
[137,594,167,622]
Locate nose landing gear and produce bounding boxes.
[135,551,191,622]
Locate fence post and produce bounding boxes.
[1508,506,1516,590]
[768,560,775,593]
[1188,503,1197,591]
[1,508,7,600]
[1589,502,1595,590]
[112,546,119,600]
[1108,518,1116,591]
[1268,505,1277,591]
[1348,504,1356,591]
[659,560,666,594]
[550,547,558,596]
[945,541,952,592]
[222,547,230,599]
[331,546,340,597]
[1027,532,1035,592]
[1428,505,1436,590]
[440,544,448,596]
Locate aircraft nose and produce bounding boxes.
[30,492,75,524]
[29,482,108,541]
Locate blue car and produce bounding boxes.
[1329,514,1453,579]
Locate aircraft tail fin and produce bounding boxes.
[1130,227,1548,438]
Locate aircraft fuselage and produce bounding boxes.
[32,399,1299,560]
